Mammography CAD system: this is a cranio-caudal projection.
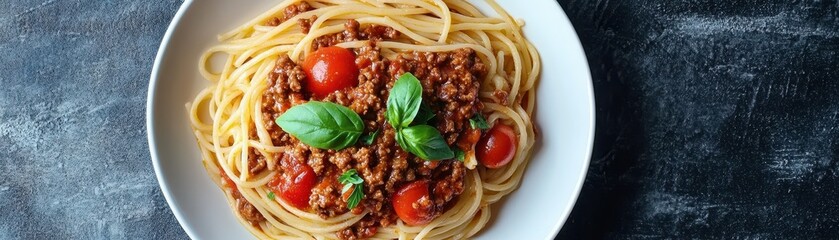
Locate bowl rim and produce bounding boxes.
[146,0,594,239]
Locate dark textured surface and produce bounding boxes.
[0,0,186,239]
[556,0,839,239]
[2,0,837,239]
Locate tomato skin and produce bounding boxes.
[302,46,359,97]
[268,163,317,209]
[476,124,517,168]
[392,180,436,225]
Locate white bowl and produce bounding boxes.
[147,0,594,239]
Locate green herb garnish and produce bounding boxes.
[412,102,436,126]
[339,169,364,209]
[387,73,456,161]
[386,73,424,128]
[275,101,364,150]
[360,130,379,146]
[267,191,276,200]
[469,114,489,130]
[453,148,465,162]
[399,125,454,160]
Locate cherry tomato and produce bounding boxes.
[476,124,517,168]
[392,180,436,225]
[268,163,317,209]
[302,46,359,97]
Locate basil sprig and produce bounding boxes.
[400,125,454,160]
[412,103,436,126]
[387,73,455,160]
[275,101,364,150]
[339,169,364,209]
[469,114,489,130]
[453,147,465,162]
[360,130,379,146]
[386,73,424,128]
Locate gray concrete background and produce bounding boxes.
[0,0,186,239]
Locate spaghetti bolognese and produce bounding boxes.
[188,0,539,239]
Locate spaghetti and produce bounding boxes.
[188,0,539,239]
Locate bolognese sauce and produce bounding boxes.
[191,0,541,239]
[232,8,489,239]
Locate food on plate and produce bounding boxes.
[188,0,539,239]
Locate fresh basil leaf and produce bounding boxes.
[339,169,363,184]
[338,169,355,183]
[400,125,455,160]
[385,72,455,161]
[339,169,365,209]
[267,191,276,200]
[411,102,436,126]
[360,130,379,146]
[453,147,465,162]
[469,113,489,130]
[386,73,423,128]
[348,176,362,185]
[275,101,364,150]
[347,184,363,209]
[395,130,410,151]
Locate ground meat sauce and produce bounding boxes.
[313,19,400,51]
[221,171,266,226]
[231,4,487,239]
[233,187,266,225]
[298,15,317,34]
[247,147,267,175]
[267,2,313,26]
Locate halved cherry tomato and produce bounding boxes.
[476,124,517,168]
[392,180,436,225]
[268,163,317,209]
[301,46,359,97]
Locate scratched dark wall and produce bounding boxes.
[556,0,839,239]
